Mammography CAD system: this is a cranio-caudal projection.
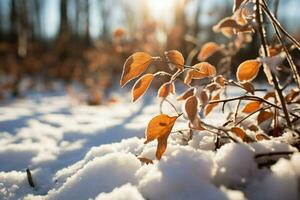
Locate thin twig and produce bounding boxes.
[261,0,300,89]
[259,1,300,50]
[201,122,240,143]
[255,0,292,128]
[255,151,295,159]
[26,168,35,188]
[208,94,300,120]
[234,105,272,126]
[273,0,279,18]
[234,98,242,122]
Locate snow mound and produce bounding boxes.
[214,143,257,187]
[137,146,228,200]
[44,152,141,200]
[94,183,144,200]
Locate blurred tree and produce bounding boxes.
[9,0,18,43]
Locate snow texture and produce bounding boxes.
[0,88,299,200]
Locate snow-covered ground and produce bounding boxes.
[0,86,299,200]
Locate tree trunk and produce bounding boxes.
[18,0,28,58]
[9,0,18,43]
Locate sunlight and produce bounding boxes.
[143,0,177,27]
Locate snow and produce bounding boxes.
[0,87,299,200]
[94,184,144,200]
[214,143,258,187]
[136,146,227,200]
[245,153,300,200]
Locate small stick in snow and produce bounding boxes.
[26,168,35,188]
[254,151,294,159]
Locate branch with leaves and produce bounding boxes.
[119,0,300,161]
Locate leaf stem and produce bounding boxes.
[160,98,180,115]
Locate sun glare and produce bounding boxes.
[143,0,177,27]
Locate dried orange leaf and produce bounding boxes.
[165,50,184,71]
[185,95,198,122]
[198,42,220,61]
[285,89,300,103]
[204,93,220,116]
[231,127,245,138]
[215,17,251,32]
[231,127,254,142]
[156,134,168,160]
[185,62,216,85]
[234,8,248,25]
[194,62,217,77]
[249,124,259,132]
[221,27,235,38]
[214,75,225,87]
[177,87,195,101]
[144,114,178,144]
[158,82,175,98]
[241,82,255,94]
[184,70,206,85]
[206,83,221,93]
[132,74,154,102]
[255,133,270,141]
[199,90,209,106]
[242,101,261,113]
[137,157,154,164]
[236,60,261,82]
[264,91,276,100]
[120,52,153,87]
[218,18,239,29]
[268,46,282,57]
[184,70,193,85]
[257,111,273,125]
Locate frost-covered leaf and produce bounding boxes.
[214,75,225,87]
[264,91,276,100]
[199,90,209,106]
[165,50,184,71]
[158,82,175,98]
[198,42,220,61]
[230,127,254,142]
[144,114,177,144]
[285,89,300,103]
[132,74,154,102]
[120,52,153,87]
[242,101,261,113]
[144,114,178,160]
[241,82,255,94]
[177,87,195,101]
[185,95,198,122]
[156,134,168,160]
[268,45,282,57]
[257,111,273,125]
[206,83,221,93]
[236,60,261,82]
[184,62,216,85]
[255,133,270,141]
[213,17,251,33]
[204,93,220,116]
